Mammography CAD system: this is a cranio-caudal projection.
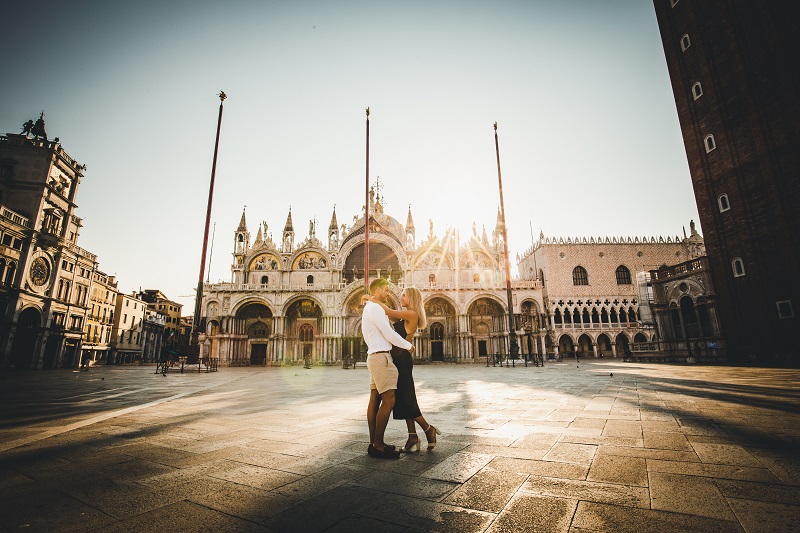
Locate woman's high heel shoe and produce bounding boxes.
[400,433,420,453]
[424,424,442,451]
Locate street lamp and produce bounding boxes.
[191,91,227,362]
[493,122,520,361]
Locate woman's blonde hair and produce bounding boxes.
[403,287,427,329]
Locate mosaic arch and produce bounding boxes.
[249,253,281,271]
[343,242,402,283]
[291,250,328,270]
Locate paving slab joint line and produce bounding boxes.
[0,377,243,453]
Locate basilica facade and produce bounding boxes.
[199,191,704,366]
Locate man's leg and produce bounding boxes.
[367,389,381,445]
[373,389,396,451]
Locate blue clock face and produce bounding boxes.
[30,257,50,286]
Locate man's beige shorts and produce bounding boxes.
[367,351,398,394]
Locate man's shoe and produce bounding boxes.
[370,445,401,459]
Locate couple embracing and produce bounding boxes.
[361,278,441,459]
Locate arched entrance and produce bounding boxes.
[615,333,630,358]
[429,322,444,361]
[559,334,574,355]
[468,297,505,358]
[236,302,273,365]
[474,322,490,358]
[424,296,456,360]
[578,334,592,356]
[285,298,322,363]
[11,308,41,369]
[597,333,612,356]
[634,332,648,343]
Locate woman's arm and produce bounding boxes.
[362,295,417,322]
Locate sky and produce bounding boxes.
[1,0,699,311]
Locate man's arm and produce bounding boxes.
[365,303,413,351]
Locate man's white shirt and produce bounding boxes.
[361,301,413,354]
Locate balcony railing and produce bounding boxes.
[0,204,30,228]
[650,257,708,281]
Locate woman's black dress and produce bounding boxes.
[391,320,422,420]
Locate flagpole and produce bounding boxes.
[364,107,370,293]
[192,91,226,356]
[494,122,520,362]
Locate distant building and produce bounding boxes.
[110,291,146,364]
[0,128,98,369]
[654,1,800,362]
[517,223,705,359]
[136,289,182,350]
[82,270,118,365]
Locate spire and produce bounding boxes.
[254,223,263,246]
[406,204,415,230]
[495,207,504,229]
[329,205,338,230]
[237,208,248,232]
[283,207,294,232]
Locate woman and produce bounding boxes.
[365,287,441,452]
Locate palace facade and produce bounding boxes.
[199,191,705,366]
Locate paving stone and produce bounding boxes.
[521,475,650,509]
[587,454,648,486]
[188,477,295,522]
[358,493,496,532]
[727,497,800,533]
[690,442,764,467]
[597,445,699,462]
[487,493,576,532]
[421,452,494,483]
[101,500,273,532]
[714,478,800,506]
[463,443,548,460]
[205,460,303,491]
[350,469,458,500]
[643,431,693,451]
[489,457,589,480]
[542,442,597,465]
[0,489,116,532]
[649,471,737,520]
[572,501,744,533]
[602,420,643,439]
[443,467,528,513]
[273,464,370,499]
[647,458,781,482]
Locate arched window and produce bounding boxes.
[4,261,16,286]
[553,309,562,325]
[261,275,268,285]
[704,134,716,153]
[732,257,745,277]
[680,34,691,52]
[430,322,444,341]
[306,275,314,285]
[615,265,632,285]
[429,274,436,284]
[692,81,703,100]
[572,266,588,285]
[299,324,314,342]
[718,193,730,212]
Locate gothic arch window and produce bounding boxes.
[572,266,588,286]
[299,323,314,342]
[261,275,268,285]
[582,308,591,325]
[430,322,444,341]
[4,261,16,286]
[704,134,716,153]
[718,193,730,212]
[691,81,703,100]
[306,275,314,285]
[615,265,632,285]
[553,309,562,325]
[732,257,746,277]
[610,308,618,324]
[680,34,691,52]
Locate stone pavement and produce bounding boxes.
[1,360,799,532]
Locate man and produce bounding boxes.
[361,278,415,459]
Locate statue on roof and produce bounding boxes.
[31,112,48,140]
